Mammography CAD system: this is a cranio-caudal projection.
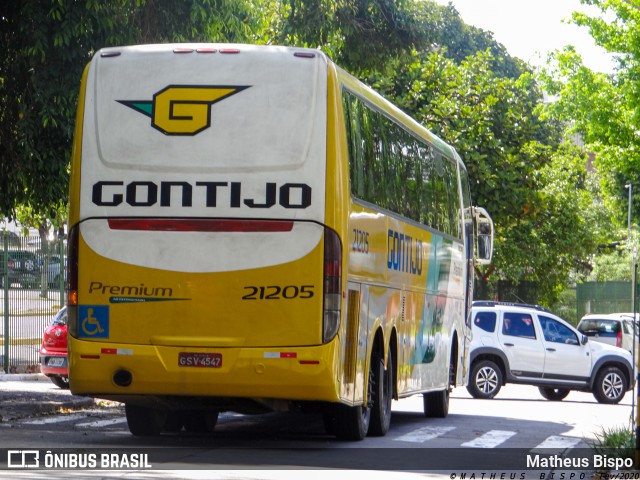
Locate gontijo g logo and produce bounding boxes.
[117,85,249,136]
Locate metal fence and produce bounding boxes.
[1,233,66,374]
[576,280,639,320]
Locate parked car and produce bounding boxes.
[45,254,66,289]
[39,306,69,389]
[577,313,639,357]
[467,301,634,404]
[0,249,40,288]
[0,231,20,247]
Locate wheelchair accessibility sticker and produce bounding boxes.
[79,305,109,338]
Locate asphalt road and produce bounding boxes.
[0,378,634,478]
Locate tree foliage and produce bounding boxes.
[540,0,640,230]
[365,49,596,303]
[0,0,257,223]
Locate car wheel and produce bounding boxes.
[593,366,627,404]
[467,360,502,399]
[49,376,70,389]
[538,387,570,401]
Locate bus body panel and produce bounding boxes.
[347,203,466,396]
[70,44,333,399]
[75,223,324,347]
[69,340,341,402]
[81,44,327,225]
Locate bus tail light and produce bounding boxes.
[66,225,79,338]
[323,227,342,343]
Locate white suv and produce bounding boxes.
[468,302,634,404]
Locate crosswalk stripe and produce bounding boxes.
[76,417,127,429]
[21,413,86,425]
[461,430,517,448]
[394,426,455,443]
[533,435,582,450]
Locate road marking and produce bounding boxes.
[394,426,455,443]
[533,435,582,450]
[21,413,86,425]
[76,417,127,429]
[461,430,517,448]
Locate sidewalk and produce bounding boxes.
[0,373,95,422]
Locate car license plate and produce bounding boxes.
[47,357,66,367]
[178,352,222,368]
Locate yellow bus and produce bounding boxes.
[67,43,493,440]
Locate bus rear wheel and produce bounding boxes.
[182,409,219,434]
[423,388,449,418]
[125,404,166,436]
[333,403,370,441]
[333,352,378,441]
[368,351,393,436]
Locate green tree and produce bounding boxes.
[259,0,423,70]
[365,49,593,303]
[410,1,526,79]
[540,0,640,228]
[0,0,257,220]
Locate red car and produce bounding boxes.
[39,306,69,389]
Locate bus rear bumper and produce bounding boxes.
[68,339,340,406]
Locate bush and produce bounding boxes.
[590,425,635,469]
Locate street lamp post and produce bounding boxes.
[628,184,633,245]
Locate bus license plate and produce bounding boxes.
[178,352,222,368]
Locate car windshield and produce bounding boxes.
[51,308,67,326]
[579,319,620,334]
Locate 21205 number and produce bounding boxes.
[242,285,315,300]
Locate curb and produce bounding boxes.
[0,373,48,381]
[0,396,96,422]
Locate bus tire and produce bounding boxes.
[163,411,183,432]
[182,409,219,434]
[125,404,166,437]
[368,351,393,436]
[333,404,369,441]
[333,355,375,441]
[322,411,336,435]
[423,388,449,418]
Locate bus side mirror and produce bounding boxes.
[474,206,494,265]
